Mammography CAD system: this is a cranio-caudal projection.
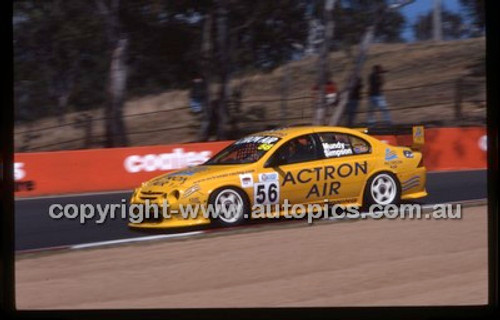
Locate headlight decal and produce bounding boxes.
[182,184,201,198]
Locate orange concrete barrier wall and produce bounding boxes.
[14,127,487,197]
[14,141,232,197]
[377,127,487,170]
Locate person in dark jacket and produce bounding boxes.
[367,65,391,126]
[189,76,205,113]
[198,98,219,141]
[346,76,363,127]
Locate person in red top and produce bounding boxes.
[312,77,338,106]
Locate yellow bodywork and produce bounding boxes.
[129,126,427,229]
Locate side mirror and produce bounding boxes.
[265,157,276,168]
[265,153,285,168]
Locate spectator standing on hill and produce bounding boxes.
[312,77,338,109]
[198,98,219,142]
[346,76,363,127]
[189,76,205,114]
[367,65,392,126]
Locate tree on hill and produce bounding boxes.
[413,8,467,41]
[14,1,108,123]
[14,0,408,144]
[459,0,484,35]
[333,0,406,45]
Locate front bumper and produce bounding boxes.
[129,189,211,229]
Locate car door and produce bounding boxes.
[316,132,373,203]
[261,134,327,206]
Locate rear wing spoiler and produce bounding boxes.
[354,125,425,150]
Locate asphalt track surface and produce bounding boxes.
[15,170,487,251]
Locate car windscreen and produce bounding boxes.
[205,135,281,165]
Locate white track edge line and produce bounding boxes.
[69,231,204,250]
[16,189,133,201]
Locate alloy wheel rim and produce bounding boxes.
[370,174,397,205]
[215,190,244,223]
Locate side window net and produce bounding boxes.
[274,135,319,165]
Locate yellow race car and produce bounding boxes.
[129,126,427,228]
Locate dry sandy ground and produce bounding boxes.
[16,206,488,309]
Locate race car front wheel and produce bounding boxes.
[364,172,400,206]
[210,187,250,227]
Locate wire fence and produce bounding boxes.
[14,79,468,135]
[16,76,486,152]
[15,106,193,135]
[28,124,199,151]
[15,79,471,135]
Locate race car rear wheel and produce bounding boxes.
[210,187,250,227]
[365,172,400,206]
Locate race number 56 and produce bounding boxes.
[254,181,279,205]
